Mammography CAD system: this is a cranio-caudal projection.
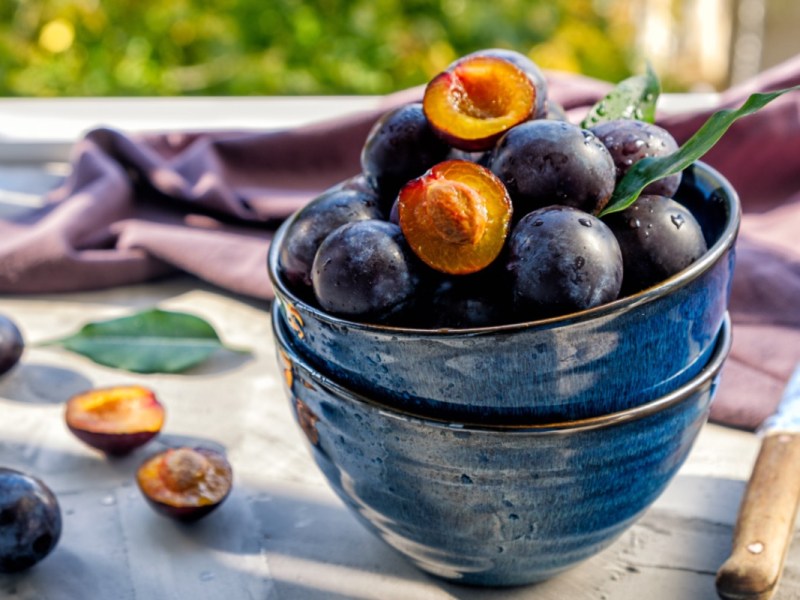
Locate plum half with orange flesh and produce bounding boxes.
[136,447,232,521]
[459,48,549,119]
[398,160,512,275]
[423,55,537,151]
[65,386,165,455]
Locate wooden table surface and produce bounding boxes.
[0,97,798,600]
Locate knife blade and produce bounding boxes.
[716,364,800,600]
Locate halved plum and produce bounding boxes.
[423,55,536,151]
[65,386,165,456]
[398,160,512,275]
[460,48,549,119]
[136,447,232,522]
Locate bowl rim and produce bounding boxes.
[274,301,732,433]
[267,160,741,337]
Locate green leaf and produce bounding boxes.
[44,308,248,373]
[581,61,661,128]
[599,84,800,217]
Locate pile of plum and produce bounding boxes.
[278,49,708,328]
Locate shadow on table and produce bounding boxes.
[153,433,227,455]
[0,362,93,404]
[0,466,761,600]
[147,474,746,599]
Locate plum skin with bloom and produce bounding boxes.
[507,206,623,319]
[0,468,62,573]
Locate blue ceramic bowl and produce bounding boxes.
[273,306,731,586]
[268,161,739,422]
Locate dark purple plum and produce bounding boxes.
[604,195,708,295]
[311,220,422,320]
[460,48,549,119]
[0,468,61,573]
[278,188,383,291]
[489,120,616,218]
[507,206,623,318]
[412,269,513,329]
[360,102,450,204]
[590,119,682,197]
[0,314,23,376]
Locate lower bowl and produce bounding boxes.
[272,304,732,586]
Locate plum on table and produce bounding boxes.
[136,447,233,522]
[65,385,165,456]
[0,468,61,573]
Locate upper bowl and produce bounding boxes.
[268,161,739,422]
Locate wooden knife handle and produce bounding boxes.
[716,431,800,600]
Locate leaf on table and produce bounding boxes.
[43,308,249,373]
[580,61,661,129]
[599,84,800,217]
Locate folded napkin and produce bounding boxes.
[2,58,799,431]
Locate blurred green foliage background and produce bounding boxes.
[0,0,636,97]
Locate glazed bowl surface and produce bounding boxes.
[273,306,731,586]
[269,161,739,422]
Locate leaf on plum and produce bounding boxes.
[581,61,660,129]
[600,84,800,217]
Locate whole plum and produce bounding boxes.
[507,206,623,318]
[278,188,383,291]
[311,220,423,320]
[590,119,682,197]
[360,103,450,204]
[0,314,24,376]
[0,468,62,573]
[604,195,708,294]
[489,120,616,218]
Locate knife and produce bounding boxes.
[717,364,800,600]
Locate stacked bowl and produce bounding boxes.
[267,160,739,586]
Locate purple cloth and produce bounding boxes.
[2,60,800,430]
